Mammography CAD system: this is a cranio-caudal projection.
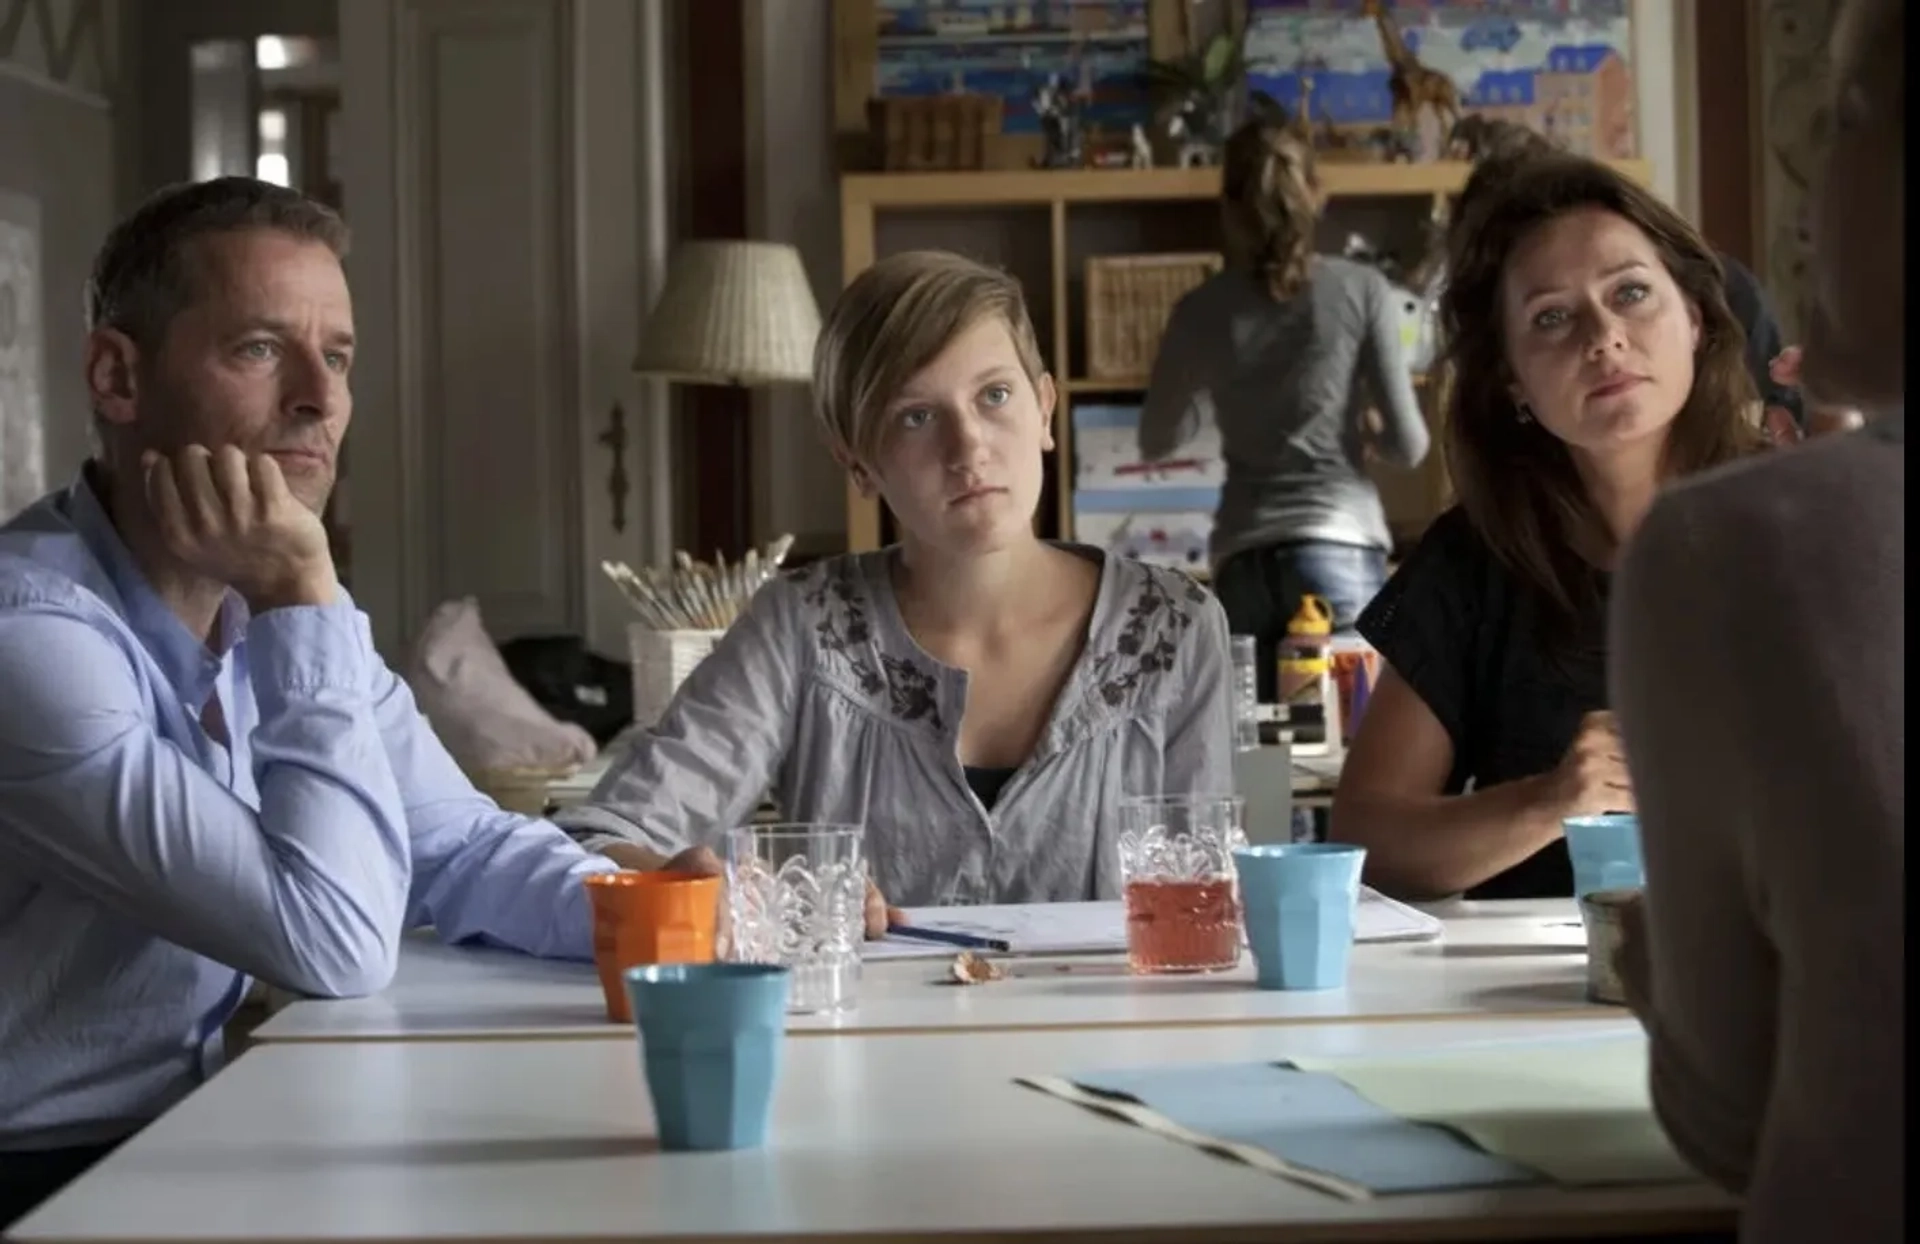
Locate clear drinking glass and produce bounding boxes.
[723,823,865,1014]
[1229,634,1261,751]
[1116,794,1246,974]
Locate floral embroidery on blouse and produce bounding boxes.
[795,562,944,729]
[1094,565,1206,708]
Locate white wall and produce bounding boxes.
[741,0,844,555]
[1634,0,1699,220]
[1,0,120,493]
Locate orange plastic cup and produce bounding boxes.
[584,871,721,1023]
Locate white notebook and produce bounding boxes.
[866,890,1443,961]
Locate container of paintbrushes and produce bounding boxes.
[605,535,795,727]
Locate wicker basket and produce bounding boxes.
[1085,252,1224,381]
[867,94,1003,171]
[629,625,725,729]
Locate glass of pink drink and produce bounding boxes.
[1117,794,1246,974]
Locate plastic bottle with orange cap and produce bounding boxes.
[1277,594,1342,758]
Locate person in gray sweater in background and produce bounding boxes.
[1139,120,1428,700]
[1610,0,1904,1239]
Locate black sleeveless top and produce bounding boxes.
[963,765,1019,812]
[1356,506,1610,899]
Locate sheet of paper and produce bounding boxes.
[864,890,1441,961]
[1357,888,1445,943]
[1287,1032,1697,1187]
[1020,1062,1541,1198]
[866,902,1126,960]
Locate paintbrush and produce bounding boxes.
[601,533,797,631]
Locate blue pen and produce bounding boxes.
[885,923,1013,953]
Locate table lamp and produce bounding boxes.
[632,239,821,385]
[613,239,821,552]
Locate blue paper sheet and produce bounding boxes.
[1065,1062,1543,1196]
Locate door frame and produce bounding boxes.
[339,0,676,661]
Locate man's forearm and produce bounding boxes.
[0,607,415,998]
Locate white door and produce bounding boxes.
[338,0,676,664]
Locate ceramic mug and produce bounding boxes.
[1579,887,1641,1006]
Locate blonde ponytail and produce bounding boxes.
[1221,120,1320,300]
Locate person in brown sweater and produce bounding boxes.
[1610,1,1904,1240]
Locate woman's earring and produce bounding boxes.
[1516,401,1535,424]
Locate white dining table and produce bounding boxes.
[11,1017,1731,1244]
[250,899,1603,1044]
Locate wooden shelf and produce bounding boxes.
[841,160,1651,211]
[1066,377,1149,394]
[1069,371,1431,397]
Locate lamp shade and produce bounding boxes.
[632,240,821,385]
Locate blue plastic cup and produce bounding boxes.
[1562,814,1644,900]
[1232,843,1366,991]
[624,963,790,1152]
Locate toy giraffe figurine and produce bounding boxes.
[1293,73,1317,142]
[1361,0,1460,144]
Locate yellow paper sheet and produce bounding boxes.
[1288,1033,1696,1187]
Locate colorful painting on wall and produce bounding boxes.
[0,190,46,522]
[874,0,1154,135]
[1245,0,1638,159]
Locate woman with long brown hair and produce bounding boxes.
[1139,119,1428,701]
[1455,119,1857,442]
[1329,154,1765,900]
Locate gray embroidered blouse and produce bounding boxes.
[554,545,1235,906]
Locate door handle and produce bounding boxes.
[598,402,630,533]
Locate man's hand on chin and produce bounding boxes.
[144,445,339,612]
[594,842,724,876]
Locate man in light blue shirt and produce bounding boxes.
[0,178,698,1223]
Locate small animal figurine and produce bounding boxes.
[1129,122,1154,169]
[1032,74,1084,169]
[1357,125,1417,164]
[1165,109,1218,168]
[1362,0,1461,148]
[1446,113,1497,160]
[1448,114,1553,162]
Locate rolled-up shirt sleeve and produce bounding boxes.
[368,657,614,962]
[0,604,413,998]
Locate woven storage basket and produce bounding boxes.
[866,94,1002,171]
[629,624,725,729]
[1085,252,1224,381]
